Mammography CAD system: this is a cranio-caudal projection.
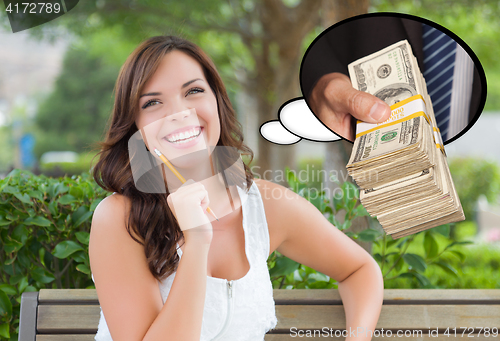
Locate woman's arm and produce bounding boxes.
[257,179,383,340]
[337,258,384,341]
[89,184,212,341]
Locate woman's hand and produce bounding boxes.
[167,179,213,245]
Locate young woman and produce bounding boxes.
[89,35,384,341]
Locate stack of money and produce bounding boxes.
[346,40,464,238]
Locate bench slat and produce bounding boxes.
[36,304,500,333]
[38,289,500,305]
[275,305,500,330]
[37,305,101,334]
[273,289,500,304]
[36,336,95,341]
[39,289,98,304]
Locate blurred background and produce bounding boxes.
[1,0,500,284]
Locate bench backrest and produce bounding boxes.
[19,289,500,340]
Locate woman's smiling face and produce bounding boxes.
[135,50,221,167]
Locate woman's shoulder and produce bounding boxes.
[253,179,320,253]
[253,178,311,224]
[253,178,302,206]
[90,193,141,243]
[93,193,131,223]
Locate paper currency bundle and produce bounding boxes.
[346,40,464,238]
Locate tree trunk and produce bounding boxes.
[243,0,322,180]
[321,0,374,253]
[331,0,371,22]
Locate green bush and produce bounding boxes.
[373,225,473,288]
[449,157,500,221]
[296,158,324,190]
[1,164,496,340]
[0,169,108,340]
[383,229,500,289]
[39,152,98,177]
[267,167,474,290]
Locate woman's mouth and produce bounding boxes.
[164,126,202,145]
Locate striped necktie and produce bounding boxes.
[422,24,457,140]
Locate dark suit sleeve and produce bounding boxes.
[468,66,483,124]
[300,16,422,101]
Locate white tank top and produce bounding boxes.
[94,181,278,340]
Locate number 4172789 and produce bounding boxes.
[5,2,62,14]
[444,327,498,337]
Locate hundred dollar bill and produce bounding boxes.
[349,40,422,105]
[345,40,464,238]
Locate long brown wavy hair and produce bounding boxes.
[92,36,254,281]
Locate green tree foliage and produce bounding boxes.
[16,0,328,172]
[449,157,500,220]
[34,46,119,158]
[372,0,500,110]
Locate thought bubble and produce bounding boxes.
[260,98,340,145]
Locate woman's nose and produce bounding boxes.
[166,108,192,122]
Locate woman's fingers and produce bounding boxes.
[167,180,212,235]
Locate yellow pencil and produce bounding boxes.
[153,148,219,221]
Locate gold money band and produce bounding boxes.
[355,95,429,138]
[356,94,427,124]
[432,129,445,151]
[433,124,446,155]
[436,143,446,157]
[356,111,430,138]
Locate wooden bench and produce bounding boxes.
[19,289,500,340]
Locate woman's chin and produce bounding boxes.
[166,147,211,170]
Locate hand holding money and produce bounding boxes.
[309,72,391,140]
[345,40,465,238]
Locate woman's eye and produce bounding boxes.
[186,87,204,96]
[142,99,161,109]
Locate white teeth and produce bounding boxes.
[166,127,201,143]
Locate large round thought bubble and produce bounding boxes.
[299,12,487,145]
[259,98,341,144]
